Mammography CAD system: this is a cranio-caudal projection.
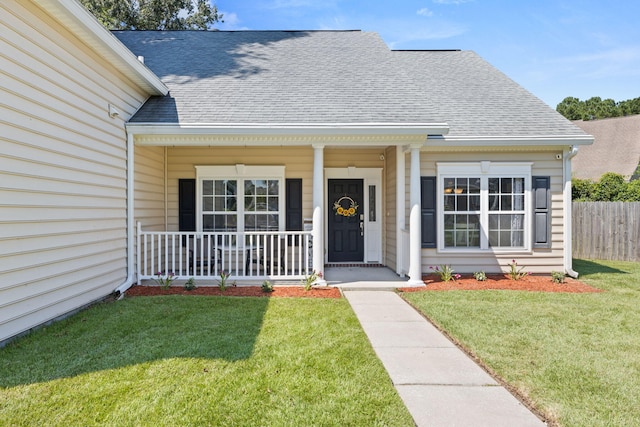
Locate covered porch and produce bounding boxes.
[129,124,447,286]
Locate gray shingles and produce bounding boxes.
[114,30,587,138]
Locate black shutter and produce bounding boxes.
[532,176,551,248]
[286,178,303,231]
[421,176,437,248]
[178,179,196,232]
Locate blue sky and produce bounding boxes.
[214,0,640,108]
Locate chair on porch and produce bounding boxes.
[183,236,221,275]
[249,235,285,275]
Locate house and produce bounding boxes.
[571,115,640,181]
[1,0,592,344]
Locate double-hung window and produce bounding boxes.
[196,166,285,233]
[438,162,532,251]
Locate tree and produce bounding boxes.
[556,96,640,121]
[80,0,221,30]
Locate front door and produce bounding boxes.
[328,179,364,262]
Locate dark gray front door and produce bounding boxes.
[328,179,364,262]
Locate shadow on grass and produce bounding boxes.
[574,258,629,276]
[0,296,269,388]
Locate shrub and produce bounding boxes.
[301,270,321,291]
[429,265,461,282]
[261,280,274,293]
[153,271,175,290]
[184,277,196,290]
[551,271,565,284]
[473,271,487,281]
[217,271,234,291]
[507,260,529,281]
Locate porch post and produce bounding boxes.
[396,145,405,276]
[408,144,424,286]
[312,144,326,284]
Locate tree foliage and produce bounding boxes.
[572,172,640,201]
[557,96,640,121]
[80,0,221,30]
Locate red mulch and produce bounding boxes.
[400,274,602,293]
[125,285,342,298]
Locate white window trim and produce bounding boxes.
[436,162,533,253]
[195,165,286,233]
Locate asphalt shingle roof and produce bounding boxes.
[114,30,588,138]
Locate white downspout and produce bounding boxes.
[115,132,136,296]
[564,145,579,278]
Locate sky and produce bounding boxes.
[213,0,640,109]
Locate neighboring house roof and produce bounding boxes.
[571,115,640,181]
[114,30,589,142]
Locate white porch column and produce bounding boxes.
[408,144,424,286]
[396,145,406,276]
[312,144,326,284]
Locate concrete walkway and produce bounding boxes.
[344,290,546,427]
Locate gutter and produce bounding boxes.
[114,132,136,298]
[564,146,579,278]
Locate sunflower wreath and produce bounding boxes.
[333,196,359,218]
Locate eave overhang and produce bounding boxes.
[126,122,451,146]
[426,134,595,147]
[36,0,168,96]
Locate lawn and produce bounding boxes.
[0,295,413,426]
[402,258,640,427]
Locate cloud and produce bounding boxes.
[417,8,434,17]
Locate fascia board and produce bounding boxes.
[427,135,595,146]
[36,0,168,96]
[125,122,450,136]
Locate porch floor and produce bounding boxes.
[324,266,410,290]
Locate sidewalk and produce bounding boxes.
[343,290,546,427]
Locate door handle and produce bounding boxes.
[360,221,364,236]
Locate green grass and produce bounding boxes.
[0,295,413,426]
[402,259,640,427]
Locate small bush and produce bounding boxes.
[551,271,566,284]
[184,277,196,290]
[473,271,487,281]
[430,265,461,282]
[507,260,529,281]
[261,280,274,293]
[301,271,321,291]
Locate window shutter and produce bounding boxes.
[421,176,437,248]
[178,179,196,232]
[532,176,551,248]
[286,179,303,231]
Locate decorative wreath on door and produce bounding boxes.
[333,196,359,217]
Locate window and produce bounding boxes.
[438,162,532,251]
[196,166,285,233]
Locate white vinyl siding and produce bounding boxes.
[413,149,566,274]
[0,0,149,343]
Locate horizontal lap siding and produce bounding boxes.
[384,146,397,270]
[0,1,148,342]
[416,150,565,274]
[166,146,315,231]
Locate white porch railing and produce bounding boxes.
[137,222,313,282]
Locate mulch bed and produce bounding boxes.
[125,285,342,298]
[400,274,602,293]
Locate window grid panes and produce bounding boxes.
[202,180,237,232]
[244,179,279,231]
[488,177,525,248]
[443,177,481,248]
[201,178,281,232]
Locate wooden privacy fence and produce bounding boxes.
[572,202,640,262]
